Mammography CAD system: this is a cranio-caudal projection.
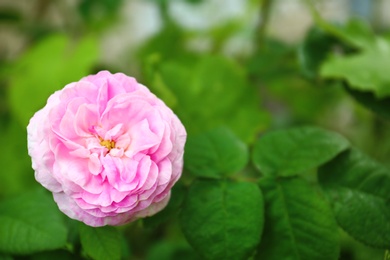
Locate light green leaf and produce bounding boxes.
[184,127,249,178]
[79,224,121,260]
[252,126,349,177]
[320,22,390,98]
[334,19,376,50]
[255,177,339,260]
[180,179,264,260]
[320,37,390,98]
[8,34,98,125]
[318,148,390,248]
[298,19,375,79]
[0,189,68,254]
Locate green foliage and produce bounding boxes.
[8,34,98,126]
[345,87,390,121]
[252,126,349,177]
[306,19,390,98]
[299,19,390,122]
[143,183,186,228]
[138,23,189,64]
[319,148,390,248]
[249,39,343,124]
[0,2,388,259]
[30,250,78,260]
[0,120,34,196]
[149,55,269,143]
[146,241,199,260]
[78,0,123,29]
[184,127,249,178]
[333,19,376,50]
[320,37,390,98]
[0,189,67,254]
[298,27,339,79]
[0,8,21,24]
[180,179,264,260]
[79,224,122,260]
[256,177,340,260]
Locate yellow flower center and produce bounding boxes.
[100,139,115,150]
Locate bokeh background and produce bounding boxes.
[0,0,389,259]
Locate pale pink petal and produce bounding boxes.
[28,71,186,227]
[127,119,160,155]
[88,153,102,175]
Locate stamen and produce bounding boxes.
[99,137,115,150]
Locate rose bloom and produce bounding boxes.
[27,71,186,226]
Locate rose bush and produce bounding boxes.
[27,71,186,227]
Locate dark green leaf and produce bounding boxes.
[0,9,21,23]
[79,224,121,260]
[0,254,13,260]
[184,127,249,178]
[146,241,200,260]
[78,0,123,26]
[143,183,186,228]
[180,179,264,260]
[252,126,349,177]
[255,177,339,260]
[30,250,78,260]
[0,189,68,254]
[346,86,390,120]
[298,27,339,79]
[318,148,390,248]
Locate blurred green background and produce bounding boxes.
[0,0,389,259]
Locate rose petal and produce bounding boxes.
[28,71,186,227]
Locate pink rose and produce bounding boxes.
[27,71,186,226]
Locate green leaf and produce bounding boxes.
[78,0,123,29]
[180,179,264,260]
[333,19,376,50]
[252,126,349,177]
[79,224,121,260]
[143,182,186,228]
[299,19,374,78]
[0,8,22,23]
[345,86,390,121]
[0,189,68,254]
[255,177,339,260]
[184,127,249,178]
[0,254,13,260]
[318,148,390,248]
[154,55,269,143]
[320,37,390,98]
[138,23,188,64]
[0,120,35,196]
[146,241,200,260]
[30,250,77,260]
[298,27,339,79]
[8,34,98,125]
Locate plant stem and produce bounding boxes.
[256,0,273,48]
[303,0,360,48]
